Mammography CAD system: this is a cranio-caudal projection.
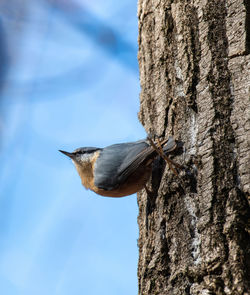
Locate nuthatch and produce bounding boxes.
[59,136,177,198]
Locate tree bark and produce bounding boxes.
[137,0,250,294]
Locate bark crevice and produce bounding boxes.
[137,0,250,294]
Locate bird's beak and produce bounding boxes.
[59,150,75,159]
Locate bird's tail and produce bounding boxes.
[162,136,177,153]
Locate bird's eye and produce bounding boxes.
[74,149,84,154]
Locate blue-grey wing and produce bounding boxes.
[94,137,176,191]
[94,140,150,190]
[115,136,177,183]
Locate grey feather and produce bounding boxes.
[94,140,149,190]
[94,137,176,191]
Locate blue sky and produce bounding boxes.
[0,1,145,294]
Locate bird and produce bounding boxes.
[59,136,177,198]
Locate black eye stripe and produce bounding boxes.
[73,147,101,154]
[76,151,92,154]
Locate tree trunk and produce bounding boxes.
[137,0,250,294]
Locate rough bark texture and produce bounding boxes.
[137,0,250,294]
